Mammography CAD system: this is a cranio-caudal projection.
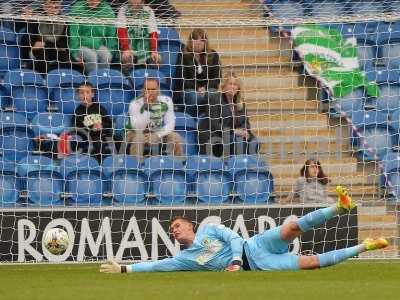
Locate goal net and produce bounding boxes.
[0,0,398,263]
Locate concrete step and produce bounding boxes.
[242,75,301,89]
[274,177,373,189]
[269,162,358,176]
[220,55,293,66]
[249,113,328,128]
[254,126,332,137]
[243,87,313,102]
[178,27,269,41]
[273,185,378,196]
[259,141,348,155]
[245,99,319,112]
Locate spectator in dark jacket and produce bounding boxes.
[198,73,258,157]
[173,28,221,117]
[22,0,71,74]
[71,82,113,162]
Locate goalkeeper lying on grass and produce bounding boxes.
[100,186,388,273]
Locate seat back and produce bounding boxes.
[0,159,20,206]
[31,112,71,136]
[0,118,33,161]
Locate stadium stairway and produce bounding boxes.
[171,0,398,257]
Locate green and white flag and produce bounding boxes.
[291,24,379,98]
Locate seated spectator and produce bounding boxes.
[22,0,71,74]
[69,0,117,73]
[126,77,183,160]
[71,82,113,162]
[173,28,221,117]
[284,159,334,204]
[116,0,161,74]
[198,73,258,157]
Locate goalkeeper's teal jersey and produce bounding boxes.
[128,224,244,272]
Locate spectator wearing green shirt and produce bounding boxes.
[69,0,117,73]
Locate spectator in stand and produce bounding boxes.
[284,159,334,204]
[116,0,161,74]
[22,0,71,74]
[69,0,117,73]
[126,77,183,160]
[71,82,113,163]
[198,73,258,157]
[173,28,221,117]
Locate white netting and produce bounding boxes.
[0,0,398,263]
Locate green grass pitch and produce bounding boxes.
[1,261,399,300]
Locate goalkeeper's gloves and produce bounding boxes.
[100,260,129,273]
[225,259,242,272]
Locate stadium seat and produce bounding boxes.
[88,69,133,116]
[2,69,47,120]
[0,158,21,206]
[309,1,346,18]
[144,156,186,204]
[0,111,33,161]
[186,156,233,204]
[17,155,63,206]
[331,88,365,116]
[113,113,129,139]
[158,43,180,84]
[380,151,400,200]
[350,110,395,160]
[267,0,304,34]
[102,155,147,205]
[31,112,71,136]
[367,69,400,113]
[0,26,20,78]
[158,27,182,47]
[227,155,274,204]
[60,154,103,206]
[130,68,169,97]
[47,68,85,115]
[174,112,198,156]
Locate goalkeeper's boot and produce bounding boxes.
[335,185,356,213]
[363,238,389,251]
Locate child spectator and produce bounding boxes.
[116,0,161,74]
[69,0,117,73]
[126,77,183,160]
[198,73,258,157]
[71,82,113,162]
[173,28,221,117]
[285,159,334,204]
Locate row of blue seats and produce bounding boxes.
[0,67,176,119]
[0,110,199,161]
[0,154,274,207]
[265,0,400,22]
[380,151,400,200]
[326,69,400,115]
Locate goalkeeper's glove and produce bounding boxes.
[100,260,129,273]
[225,259,242,272]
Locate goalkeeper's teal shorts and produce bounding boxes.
[244,226,300,271]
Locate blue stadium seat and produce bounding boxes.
[174,112,198,156]
[350,1,386,16]
[102,155,147,205]
[0,112,33,161]
[158,43,180,84]
[3,69,47,120]
[186,156,232,204]
[380,151,400,200]
[31,112,71,136]
[47,69,85,115]
[130,68,169,97]
[350,110,395,160]
[60,154,103,206]
[381,42,400,69]
[17,155,63,206]
[113,113,129,139]
[88,69,133,116]
[332,88,365,115]
[144,156,186,204]
[158,27,181,47]
[0,26,20,78]
[0,158,21,206]
[227,155,274,204]
[309,1,346,18]
[367,69,400,113]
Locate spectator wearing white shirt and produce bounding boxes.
[126,78,183,160]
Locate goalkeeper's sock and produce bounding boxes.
[296,206,338,232]
[317,245,363,267]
